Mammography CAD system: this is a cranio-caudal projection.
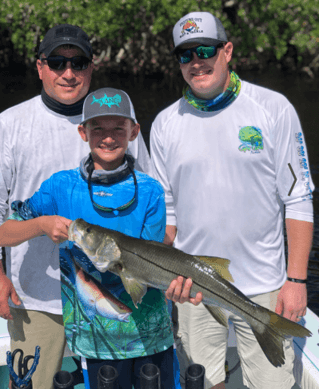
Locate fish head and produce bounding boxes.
[68,219,122,272]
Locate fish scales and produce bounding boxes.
[68,219,312,368]
[119,240,268,323]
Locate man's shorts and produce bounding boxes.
[85,346,177,389]
[8,308,66,389]
[175,289,295,389]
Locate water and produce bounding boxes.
[0,66,318,314]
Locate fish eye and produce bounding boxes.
[86,228,91,233]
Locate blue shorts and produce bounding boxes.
[85,346,177,389]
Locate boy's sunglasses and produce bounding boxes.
[40,56,91,71]
[176,44,224,64]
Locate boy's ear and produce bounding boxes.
[78,125,88,142]
[129,123,140,141]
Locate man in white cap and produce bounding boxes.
[0,24,151,388]
[150,11,314,389]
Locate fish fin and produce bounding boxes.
[248,308,312,367]
[196,256,234,282]
[204,305,228,327]
[116,266,147,308]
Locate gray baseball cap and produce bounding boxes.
[80,88,137,125]
[38,24,93,58]
[172,12,228,53]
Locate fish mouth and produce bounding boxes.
[68,220,83,241]
[68,220,76,241]
[68,220,83,249]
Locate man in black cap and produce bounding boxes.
[0,24,151,388]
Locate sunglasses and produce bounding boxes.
[40,56,91,71]
[176,44,224,64]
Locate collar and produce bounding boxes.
[80,153,135,185]
[41,88,88,116]
[183,71,241,112]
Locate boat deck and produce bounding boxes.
[1,309,318,389]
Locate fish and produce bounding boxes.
[68,218,312,367]
[67,254,132,322]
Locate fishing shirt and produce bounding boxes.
[150,79,315,296]
[9,166,174,359]
[0,95,152,314]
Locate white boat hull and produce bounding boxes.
[0,308,318,388]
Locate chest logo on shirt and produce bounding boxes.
[93,191,113,197]
[238,126,263,153]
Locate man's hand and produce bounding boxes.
[275,281,307,322]
[39,216,72,244]
[0,274,21,320]
[165,276,203,305]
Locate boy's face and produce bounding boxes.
[78,116,140,171]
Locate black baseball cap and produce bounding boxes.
[38,24,93,58]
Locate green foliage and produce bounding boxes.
[0,0,318,75]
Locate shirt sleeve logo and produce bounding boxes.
[238,126,264,153]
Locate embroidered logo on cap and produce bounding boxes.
[91,94,122,108]
[180,18,203,38]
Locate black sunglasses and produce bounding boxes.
[176,44,224,64]
[40,56,91,71]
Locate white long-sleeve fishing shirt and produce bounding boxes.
[150,80,314,295]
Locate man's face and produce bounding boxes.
[78,116,140,171]
[36,46,93,105]
[179,42,233,100]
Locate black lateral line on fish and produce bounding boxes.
[120,247,285,333]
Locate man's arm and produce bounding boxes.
[0,257,21,320]
[163,225,177,246]
[0,138,21,319]
[275,219,313,322]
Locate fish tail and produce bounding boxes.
[249,308,311,367]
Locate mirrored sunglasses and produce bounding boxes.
[176,44,224,64]
[40,56,91,71]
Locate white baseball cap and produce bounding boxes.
[172,12,228,53]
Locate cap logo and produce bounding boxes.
[180,18,203,38]
[55,26,78,39]
[91,94,121,108]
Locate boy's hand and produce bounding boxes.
[0,274,21,320]
[39,216,72,244]
[166,276,203,306]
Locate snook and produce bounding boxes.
[68,218,312,367]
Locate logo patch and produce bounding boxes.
[180,18,203,38]
[295,132,303,144]
[238,126,263,153]
[91,94,121,108]
[93,191,113,197]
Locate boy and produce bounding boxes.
[0,87,176,388]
